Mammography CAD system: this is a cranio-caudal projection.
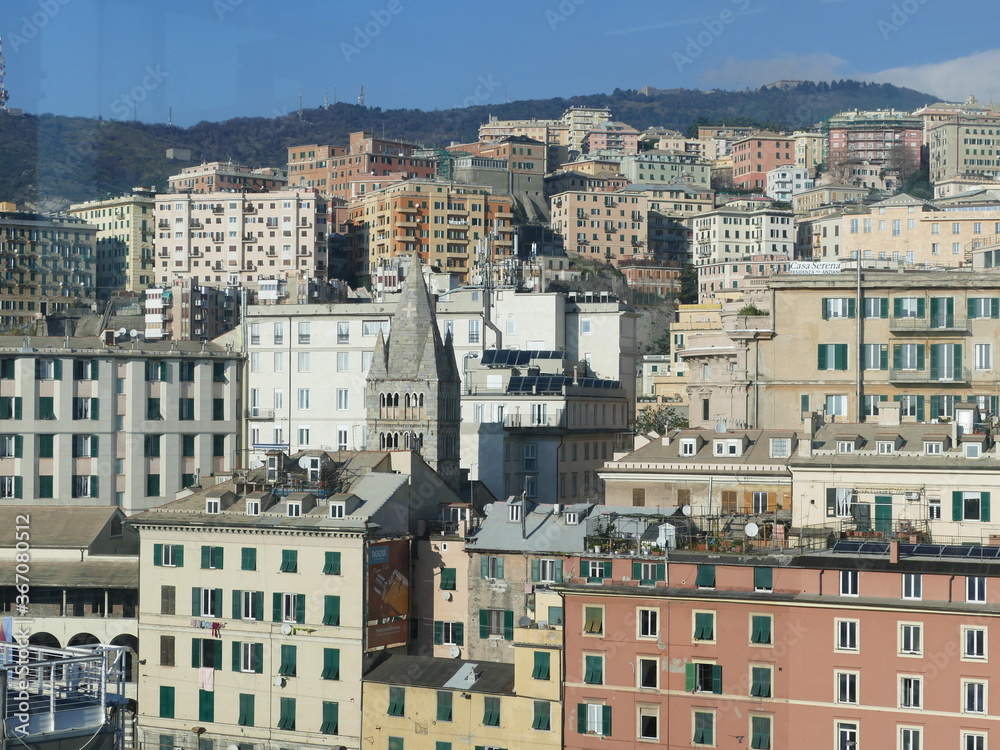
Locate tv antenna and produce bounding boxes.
[358,85,365,107]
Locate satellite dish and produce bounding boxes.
[715,420,728,433]
[745,522,760,538]
[116,327,127,337]
[227,744,240,750]
[273,677,285,687]
[441,591,453,601]
[448,645,461,659]
[483,503,495,516]
[518,616,533,627]
[298,456,313,469]
[129,329,139,338]
[280,624,293,635]
[249,459,264,469]
[681,505,693,517]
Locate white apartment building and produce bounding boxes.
[0,335,242,514]
[692,202,795,267]
[153,189,329,289]
[765,165,814,202]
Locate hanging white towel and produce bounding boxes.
[198,666,215,691]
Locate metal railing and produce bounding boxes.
[889,367,971,384]
[889,314,969,332]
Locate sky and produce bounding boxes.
[1,0,998,127]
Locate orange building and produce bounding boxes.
[166,161,286,193]
[732,131,795,189]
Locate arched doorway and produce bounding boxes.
[28,632,60,649]
[110,634,138,682]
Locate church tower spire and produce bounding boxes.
[366,263,461,489]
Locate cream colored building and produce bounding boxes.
[69,190,156,295]
[792,130,826,172]
[928,116,1000,183]
[791,184,868,216]
[692,202,794,269]
[133,449,461,750]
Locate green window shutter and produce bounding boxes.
[153,544,163,567]
[53,360,62,380]
[38,434,52,458]
[278,697,296,730]
[281,549,297,572]
[455,622,464,645]
[754,567,773,590]
[821,298,830,320]
[14,435,22,457]
[191,637,201,667]
[253,591,263,621]
[800,394,809,412]
[253,643,263,673]
[89,475,99,498]
[532,651,550,680]
[296,594,305,624]
[324,596,341,626]
[90,435,98,457]
[201,546,211,569]
[481,557,489,578]
[272,593,281,622]
[13,398,21,420]
[931,296,941,321]
[632,562,642,580]
[159,686,175,719]
[496,557,504,579]
[992,298,999,318]
[440,567,456,589]
[321,701,339,734]
[847,298,855,318]
[503,609,514,640]
[968,298,977,318]
[880,298,889,318]
[555,561,564,583]
[955,343,963,375]
[656,563,666,581]
[238,693,254,727]
[279,644,297,676]
[817,344,828,370]
[323,551,342,575]
[930,395,941,420]
[695,612,714,639]
[916,395,924,422]
[232,590,241,620]
[531,558,540,582]
[479,609,489,639]
[38,475,53,499]
[213,589,222,618]
[436,691,453,721]
[0,398,8,420]
[90,398,98,419]
[752,615,772,643]
[13,476,21,499]
[712,664,723,694]
[434,621,443,645]
[685,663,696,691]
[577,704,588,734]
[532,701,550,730]
[953,491,963,521]
[880,345,888,370]
[231,641,240,672]
[213,398,225,420]
[893,298,902,318]
[602,705,612,736]
[834,344,848,371]
[174,545,183,567]
[241,547,256,571]
[322,648,340,680]
[982,492,991,523]
[696,565,715,587]
[585,655,603,684]
[752,716,770,749]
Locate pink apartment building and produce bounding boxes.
[732,132,795,189]
[562,550,999,750]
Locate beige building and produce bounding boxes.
[153,189,329,288]
[167,162,287,194]
[69,190,156,295]
[792,130,826,172]
[692,201,794,271]
[792,184,868,216]
[132,449,461,750]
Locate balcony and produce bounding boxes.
[245,408,275,420]
[243,204,256,213]
[504,410,566,429]
[889,367,971,384]
[889,315,969,334]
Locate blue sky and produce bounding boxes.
[2,0,997,126]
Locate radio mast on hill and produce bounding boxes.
[0,35,10,110]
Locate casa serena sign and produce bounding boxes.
[787,261,842,275]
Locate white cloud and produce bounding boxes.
[697,52,848,90]
[865,49,1000,104]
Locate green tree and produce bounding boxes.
[635,405,688,435]
[679,263,698,304]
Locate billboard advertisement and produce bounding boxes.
[366,538,410,650]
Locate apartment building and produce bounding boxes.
[792,130,826,172]
[826,108,923,164]
[0,334,241,513]
[731,132,795,189]
[682,267,1000,430]
[559,548,1000,749]
[617,259,681,301]
[451,136,548,220]
[144,278,238,341]
[582,121,640,154]
[928,118,1000,183]
[286,133,436,201]
[696,253,795,302]
[765,165,814,201]
[167,161,287,194]
[914,95,1000,142]
[544,170,628,197]
[69,190,156,295]
[691,202,794,281]
[346,179,515,287]
[792,184,868,216]
[619,150,712,189]
[153,190,329,288]
[132,449,460,750]
[0,204,96,326]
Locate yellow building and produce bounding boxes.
[69,190,156,294]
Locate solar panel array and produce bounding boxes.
[831,540,1000,558]
[507,375,623,394]
[481,350,564,367]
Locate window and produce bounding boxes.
[583,560,608,582]
[956,492,990,522]
[750,716,771,750]
[240,590,262,621]
[286,502,301,518]
[482,556,504,580]
[864,297,887,318]
[335,388,349,410]
[902,573,922,600]
[900,623,921,655]
[696,565,716,588]
[238,642,262,674]
[633,561,665,586]
[468,319,480,343]
[836,619,858,651]
[900,676,922,708]
[197,587,221,617]
[900,728,921,750]
[297,322,311,344]
[840,570,858,596]
[200,546,223,570]
[322,648,341,680]
[836,672,858,704]
[822,298,855,319]
[323,596,340,626]
[159,686,175,719]
[277,697,295,730]
[280,549,298,573]
[966,443,982,459]
[837,440,855,454]
[532,700,551,731]
[769,438,789,458]
[964,627,986,659]
[754,567,773,592]
[964,681,986,713]
[532,651,551,680]
[297,389,310,410]
[323,551,342,575]
[436,691,453,722]
[482,696,501,726]
[533,558,561,584]
[694,611,715,641]
[976,343,993,371]
[278,592,304,623]
[387,686,405,717]
[750,615,772,645]
[638,608,659,638]
[578,703,612,737]
[278,644,297,676]
[818,343,848,370]
[481,608,513,640]
[965,575,985,602]
[692,710,714,745]
[680,438,696,456]
[965,734,986,750]
[337,352,349,372]
[583,606,604,635]
[159,635,175,666]
[896,297,922,318]
[825,395,847,417]
[837,723,858,750]
[750,666,772,697]
[319,702,338,735]
[439,567,457,590]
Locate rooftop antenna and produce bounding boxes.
[358,85,365,107]
[168,106,173,127]
[0,34,9,110]
[298,88,303,120]
[323,92,329,110]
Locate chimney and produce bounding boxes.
[799,413,816,459]
[878,402,901,427]
[889,541,900,564]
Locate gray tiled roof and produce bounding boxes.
[0,507,125,548]
[364,654,514,695]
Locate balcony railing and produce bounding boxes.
[245,407,275,420]
[889,315,969,333]
[889,367,971,384]
[504,410,566,428]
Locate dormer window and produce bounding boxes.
[965,443,982,459]
[924,442,943,455]
[329,502,345,519]
[680,439,696,456]
[714,438,741,456]
[877,441,894,455]
[509,504,521,523]
[565,512,579,526]
[206,499,220,514]
[837,441,855,454]
[246,500,260,516]
[770,438,789,458]
[286,502,301,518]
